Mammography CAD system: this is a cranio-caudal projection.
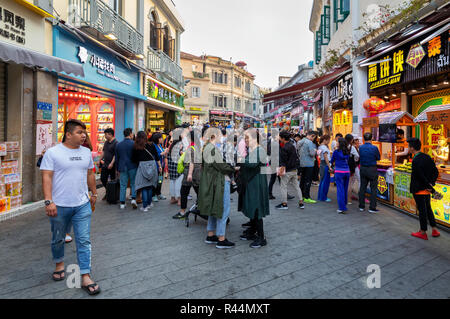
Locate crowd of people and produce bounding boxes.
[39,119,442,296]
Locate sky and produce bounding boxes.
[174,0,314,90]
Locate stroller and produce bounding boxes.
[184,201,231,228]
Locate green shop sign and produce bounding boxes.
[146,77,184,108]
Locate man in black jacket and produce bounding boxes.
[408,138,441,240]
[276,131,305,210]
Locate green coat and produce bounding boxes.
[238,146,270,220]
[198,143,235,219]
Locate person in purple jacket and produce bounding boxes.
[331,138,350,214]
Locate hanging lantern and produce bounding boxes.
[363,97,386,114]
[286,120,291,126]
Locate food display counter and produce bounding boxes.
[362,111,416,205]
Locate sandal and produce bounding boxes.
[52,270,65,281]
[65,235,73,243]
[82,283,101,295]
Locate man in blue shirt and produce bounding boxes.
[358,132,380,213]
[115,128,138,210]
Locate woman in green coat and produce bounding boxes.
[237,129,270,248]
[198,128,236,249]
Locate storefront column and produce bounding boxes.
[352,57,369,137]
[401,93,408,112]
[124,98,135,134]
[136,100,146,133]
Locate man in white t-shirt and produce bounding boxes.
[40,119,100,296]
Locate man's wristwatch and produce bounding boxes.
[44,200,53,206]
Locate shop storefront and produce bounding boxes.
[363,22,450,227]
[329,72,353,137]
[0,2,86,218]
[209,110,233,126]
[143,75,184,133]
[234,112,244,127]
[185,107,208,125]
[53,26,145,173]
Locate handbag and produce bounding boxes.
[140,148,158,182]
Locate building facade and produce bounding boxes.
[180,52,258,126]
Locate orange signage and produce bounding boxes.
[427,110,450,126]
[363,117,379,128]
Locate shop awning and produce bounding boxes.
[0,41,84,77]
[263,66,350,103]
[186,109,207,115]
[378,111,415,125]
[414,104,450,123]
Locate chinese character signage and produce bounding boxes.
[393,171,416,214]
[363,116,379,128]
[145,76,184,108]
[366,169,390,202]
[0,5,26,45]
[330,73,353,104]
[427,110,450,126]
[368,28,450,92]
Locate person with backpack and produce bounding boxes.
[408,138,441,240]
[345,134,360,205]
[167,133,184,206]
[173,130,201,220]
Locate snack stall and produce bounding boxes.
[362,111,416,205]
[413,104,450,227]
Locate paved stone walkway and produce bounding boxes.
[1,180,450,299]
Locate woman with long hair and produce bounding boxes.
[150,132,167,202]
[132,131,158,212]
[167,133,183,205]
[317,135,332,202]
[345,134,360,205]
[331,137,351,214]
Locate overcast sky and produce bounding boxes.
[174,0,314,90]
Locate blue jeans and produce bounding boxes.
[317,165,330,201]
[141,186,153,208]
[119,168,137,203]
[207,181,230,237]
[335,172,350,211]
[50,201,92,275]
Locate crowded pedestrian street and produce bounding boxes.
[1,181,450,299]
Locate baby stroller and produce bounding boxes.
[184,201,231,228]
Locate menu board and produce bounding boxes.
[431,183,450,226]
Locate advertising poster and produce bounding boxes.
[367,169,390,202]
[36,123,52,156]
[430,184,450,226]
[393,171,416,214]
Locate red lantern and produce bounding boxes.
[363,97,386,114]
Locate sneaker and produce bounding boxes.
[432,229,441,237]
[240,232,257,241]
[152,196,159,202]
[158,195,166,200]
[140,207,149,212]
[304,198,317,204]
[347,202,353,205]
[172,212,186,220]
[269,194,276,200]
[312,182,320,186]
[120,204,126,209]
[411,231,428,240]
[337,210,347,214]
[276,203,288,210]
[216,238,235,249]
[205,235,219,244]
[65,235,72,243]
[242,221,252,228]
[131,199,138,209]
[298,202,305,209]
[250,237,267,248]
[187,195,193,200]
[287,194,295,200]
[325,198,332,202]
[359,207,365,212]
[368,209,379,214]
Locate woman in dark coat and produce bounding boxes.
[238,129,270,248]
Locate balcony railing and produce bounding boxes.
[68,0,144,57]
[148,46,183,87]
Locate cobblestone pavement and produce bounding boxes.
[1,180,450,299]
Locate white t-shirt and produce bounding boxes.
[318,145,331,162]
[40,144,94,207]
